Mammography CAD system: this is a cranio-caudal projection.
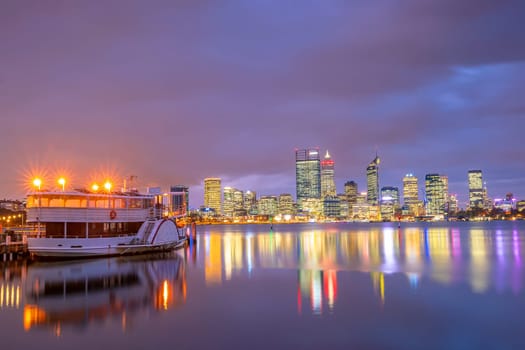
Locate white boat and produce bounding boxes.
[25,187,188,258]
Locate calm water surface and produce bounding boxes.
[1,221,525,349]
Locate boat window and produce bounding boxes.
[64,198,83,208]
[129,198,142,208]
[114,198,126,209]
[26,196,36,208]
[49,197,65,207]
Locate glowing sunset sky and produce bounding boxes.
[1,0,524,208]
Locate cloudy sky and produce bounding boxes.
[1,0,524,208]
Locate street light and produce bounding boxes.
[91,183,99,192]
[58,177,66,191]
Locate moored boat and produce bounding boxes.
[25,185,188,259]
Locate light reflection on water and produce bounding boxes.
[1,221,525,349]
[198,222,525,313]
[1,252,186,336]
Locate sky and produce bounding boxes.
[1,0,524,209]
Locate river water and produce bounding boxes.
[1,221,524,349]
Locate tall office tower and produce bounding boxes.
[278,193,295,215]
[403,174,419,206]
[366,154,380,205]
[483,183,491,209]
[440,175,449,213]
[320,150,336,197]
[425,174,446,216]
[204,177,221,215]
[233,189,244,216]
[344,181,358,204]
[381,186,399,205]
[170,185,189,214]
[449,194,459,214]
[223,187,235,217]
[295,148,321,208]
[244,190,257,214]
[468,170,484,209]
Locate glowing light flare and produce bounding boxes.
[91,183,99,192]
[32,178,42,190]
[104,181,112,192]
[57,177,66,191]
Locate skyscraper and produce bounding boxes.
[366,154,380,205]
[295,148,321,208]
[321,150,336,197]
[244,190,257,214]
[223,186,235,217]
[468,170,484,209]
[403,174,419,206]
[425,174,446,216]
[381,186,399,205]
[344,181,358,205]
[204,177,221,215]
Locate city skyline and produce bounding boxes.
[1,1,524,207]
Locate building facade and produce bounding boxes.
[366,155,380,205]
[344,181,358,205]
[295,148,321,209]
[204,177,221,215]
[169,185,189,215]
[468,170,484,209]
[223,187,235,217]
[244,190,257,215]
[278,193,295,215]
[425,174,447,216]
[320,150,336,197]
[403,174,419,207]
[258,196,278,216]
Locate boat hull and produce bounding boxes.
[27,236,187,259]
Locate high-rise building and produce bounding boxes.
[295,148,321,208]
[449,194,459,214]
[223,187,235,217]
[244,190,257,215]
[440,175,449,213]
[323,195,341,218]
[258,196,278,216]
[204,177,221,215]
[366,154,380,205]
[425,174,446,216]
[344,181,358,205]
[321,150,336,197]
[278,193,295,215]
[403,174,418,206]
[169,185,189,215]
[380,186,399,221]
[381,186,399,205]
[468,170,484,209]
[233,189,244,216]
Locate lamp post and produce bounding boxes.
[58,177,66,191]
[33,178,42,237]
[104,181,113,221]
